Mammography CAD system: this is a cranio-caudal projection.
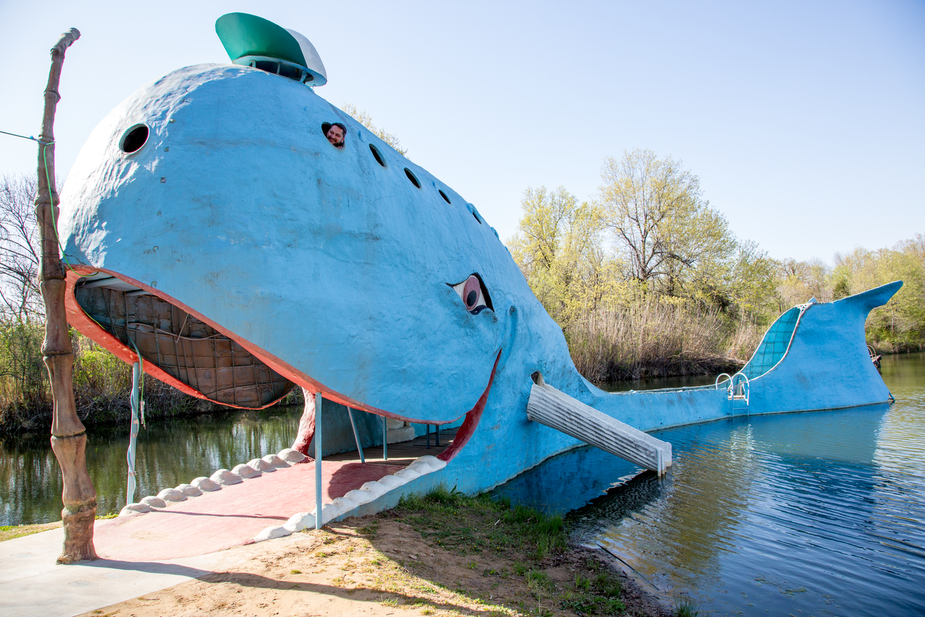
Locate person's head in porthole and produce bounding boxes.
[323,122,346,148]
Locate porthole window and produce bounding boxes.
[321,122,346,148]
[467,203,483,224]
[439,190,451,204]
[404,168,421,189]
[369,144,386,167]
[119,124,149,154]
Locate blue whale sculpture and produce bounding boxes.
[58,16,900,518]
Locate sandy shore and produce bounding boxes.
[71,511,672,617]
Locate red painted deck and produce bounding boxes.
[93,430,456,561]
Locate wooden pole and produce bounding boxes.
[36,27,98,564]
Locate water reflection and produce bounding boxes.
[498,354,925,616]
[0,407,302,525]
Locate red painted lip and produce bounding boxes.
[65,266,497,461]
[437,351,500,462]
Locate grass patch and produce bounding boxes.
[0,521,61,542]
[674,597,700,616]
[383,486,654,615]
[396,487,567,560]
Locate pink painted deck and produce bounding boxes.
[94,458,409,561]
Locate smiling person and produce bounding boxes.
[323,122,346,147]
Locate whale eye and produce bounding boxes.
[450,274,493,315]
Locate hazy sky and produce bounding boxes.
[1,0,922,264]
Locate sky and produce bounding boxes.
[1,0,923,265]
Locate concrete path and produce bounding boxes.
[0,525,291,617]
[0,457,410,616]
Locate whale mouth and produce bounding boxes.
[65,267,494,461]
[67,269,296,409]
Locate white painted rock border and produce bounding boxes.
[115,444,447,551]
[253,455,447,542]
[118,447,295,517]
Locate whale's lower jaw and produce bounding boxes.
[64,266,496,462]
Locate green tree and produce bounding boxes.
[341,103,407,155]
[834,237,925,349]
[776,257,830,310]
[508,186,610,329]
[723,240,780,322]
[598,149,736,298]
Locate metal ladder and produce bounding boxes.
[716,372,750,415]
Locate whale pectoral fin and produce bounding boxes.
[526,380,672,475]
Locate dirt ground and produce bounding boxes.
[77,513,673,617]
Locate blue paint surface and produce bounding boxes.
[59,61,901,497]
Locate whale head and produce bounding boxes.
[59,62,579,462]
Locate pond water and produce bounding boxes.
[492,353,925,616]
[0,407,303,526]
[3,355,923,615]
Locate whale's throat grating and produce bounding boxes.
[75,279,294,408]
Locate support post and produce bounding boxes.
[382,416,388,461]
[346,408,365,463]
[36,28,98,563]
[314,392,322,530]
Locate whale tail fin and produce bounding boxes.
[834,280,903,313]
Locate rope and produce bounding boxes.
[38,139,78,271]
[125,339,146,506]
[0,128,51,143]
[129,338,146,427]
[2,127,84,272]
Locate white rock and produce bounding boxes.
[378,474,408,489]
[283,512,314,532]
[394,468,422,481]
[120,503,152,515]
[263,454,289,469]
[232,463,262,479]
[211,469,243,486]
[358,481,387,499]
[315,502,341,524]
[140,496,167,508]
[343,489,374,506]
[191,476,221,492]
[255,525,291,542]
[157,488,187,502]
[248,458,275,472]
[176,483,203,497]
[329,497,358,518]
[278,448,306,463]
[407,455,446,474]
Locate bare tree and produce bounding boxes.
[598,149,736,296]
[35,27,98,564]
[0,174,42,320]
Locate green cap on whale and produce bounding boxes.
[215,12,327,86]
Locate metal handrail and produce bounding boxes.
[730,372,750,404]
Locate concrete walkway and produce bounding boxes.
[0,457,410,616]
[0,525,298,617]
